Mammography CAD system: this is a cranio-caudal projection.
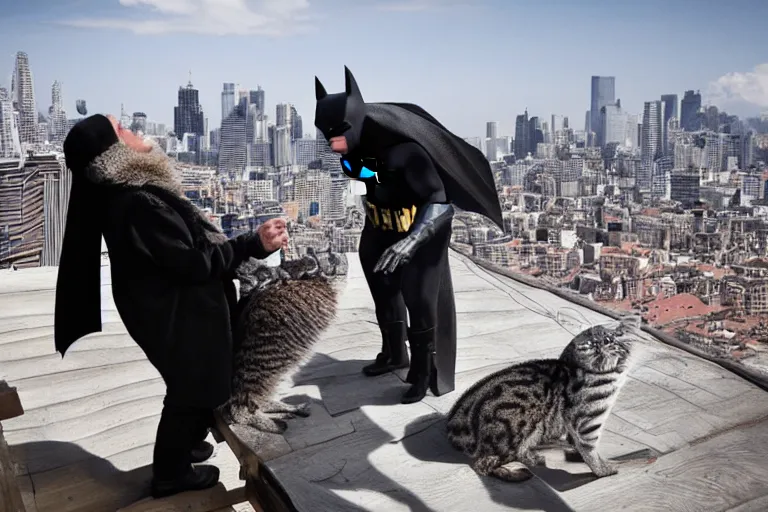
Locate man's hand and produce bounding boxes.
[258,218,289,253]
[373,237,421,274]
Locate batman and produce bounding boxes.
[314,67,503,404]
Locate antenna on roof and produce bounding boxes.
[188,69,193,87]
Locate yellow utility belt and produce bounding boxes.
[364,200,417,233]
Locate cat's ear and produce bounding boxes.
[619,314,642,330]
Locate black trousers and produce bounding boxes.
[153,396,214,480]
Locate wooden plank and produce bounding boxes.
[562,416,768,511]
[1,423,27,512]
[212,413,296,512]
[117,484,246,512]
[0,381,24,421]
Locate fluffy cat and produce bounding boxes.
[446,316,639,482]
[219,247,346,433]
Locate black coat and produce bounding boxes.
[56,143,267,409]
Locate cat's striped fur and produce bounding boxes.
[219,248,345,433]
[446,317,638,482]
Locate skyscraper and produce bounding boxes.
[174,80,205,146]
[600,101,628,147]
[290,105,303,141]
[249,86,265,115]
[514,110,529,159]
[218,97,248,177]
[660,94,678,128]
[132,112,147,134]
[0,88,20,157]
[221,83,236,120]
[486,121,498,139]
[11,51,37,144]
[680,90,702,132]
[49,81,67,143]
[590,76,616,148]
[528,116,543,156]
[275,104,293,167]
[641,100,665,164]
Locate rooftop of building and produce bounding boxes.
[3,251,768,511]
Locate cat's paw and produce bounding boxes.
[521,453,546,467]
[272,419,288,433]
[491,464,534,482]
[294,402,312,417]
[593,463,618,478]
[247,414,288,434]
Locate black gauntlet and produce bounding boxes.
[373,203,454,274]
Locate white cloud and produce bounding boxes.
[60,0,313,36]
[375,0,464,12]
[707,63,768,109]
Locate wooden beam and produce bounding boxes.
[117,484,246,512]
[0,381,24,422]
[1,423,27,512]
[212,412,297,512]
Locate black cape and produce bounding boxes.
[365,102,503,228]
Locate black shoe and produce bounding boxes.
[151,465,220,499]
[362,321,409,377]
[362,353,410,376]
[190,441,214,463]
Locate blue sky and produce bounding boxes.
[1,0,767,138]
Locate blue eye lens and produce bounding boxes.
[359,166,375,178]
[343,159,352,171]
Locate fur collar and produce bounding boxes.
[85,141,183,193]
[85,141,228,246]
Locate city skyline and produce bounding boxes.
[1,0,767,138]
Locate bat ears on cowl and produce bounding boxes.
[315,76,327,100]
[314,66,363,101]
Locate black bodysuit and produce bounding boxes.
[356,142,451,332]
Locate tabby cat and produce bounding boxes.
[446,316,639,482]
[218,247,346,433]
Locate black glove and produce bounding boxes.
[374,203,454,274]
[235,232,269,260]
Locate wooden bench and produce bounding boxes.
[119,412,296,512]
[211,412,297,512]
[1,380,26,512]
[2,375,294,512]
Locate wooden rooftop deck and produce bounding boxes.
[2,252,768,511]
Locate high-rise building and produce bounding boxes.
[600,101,628,147]
[11,51,37,144]
[221,83,236,120]
[294,138,316,166]
[132,112,147,134]
[514,110,529,159]
[249,86,265,115]
[486,121,498,139]
[274,125,292,167]
[641,100,665,164]
[290,105,303,141]
[0,88,20,157]
[276,103,292,127]
[660,94,678,128]
[590,76,616,148]
[218,97,248,177]
[680,90,702,132]
[49,81,67,143]
[174,80,205,144]
[528,116,543,156]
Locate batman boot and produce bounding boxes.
[402,327,436,404]
[362,321,409,376]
